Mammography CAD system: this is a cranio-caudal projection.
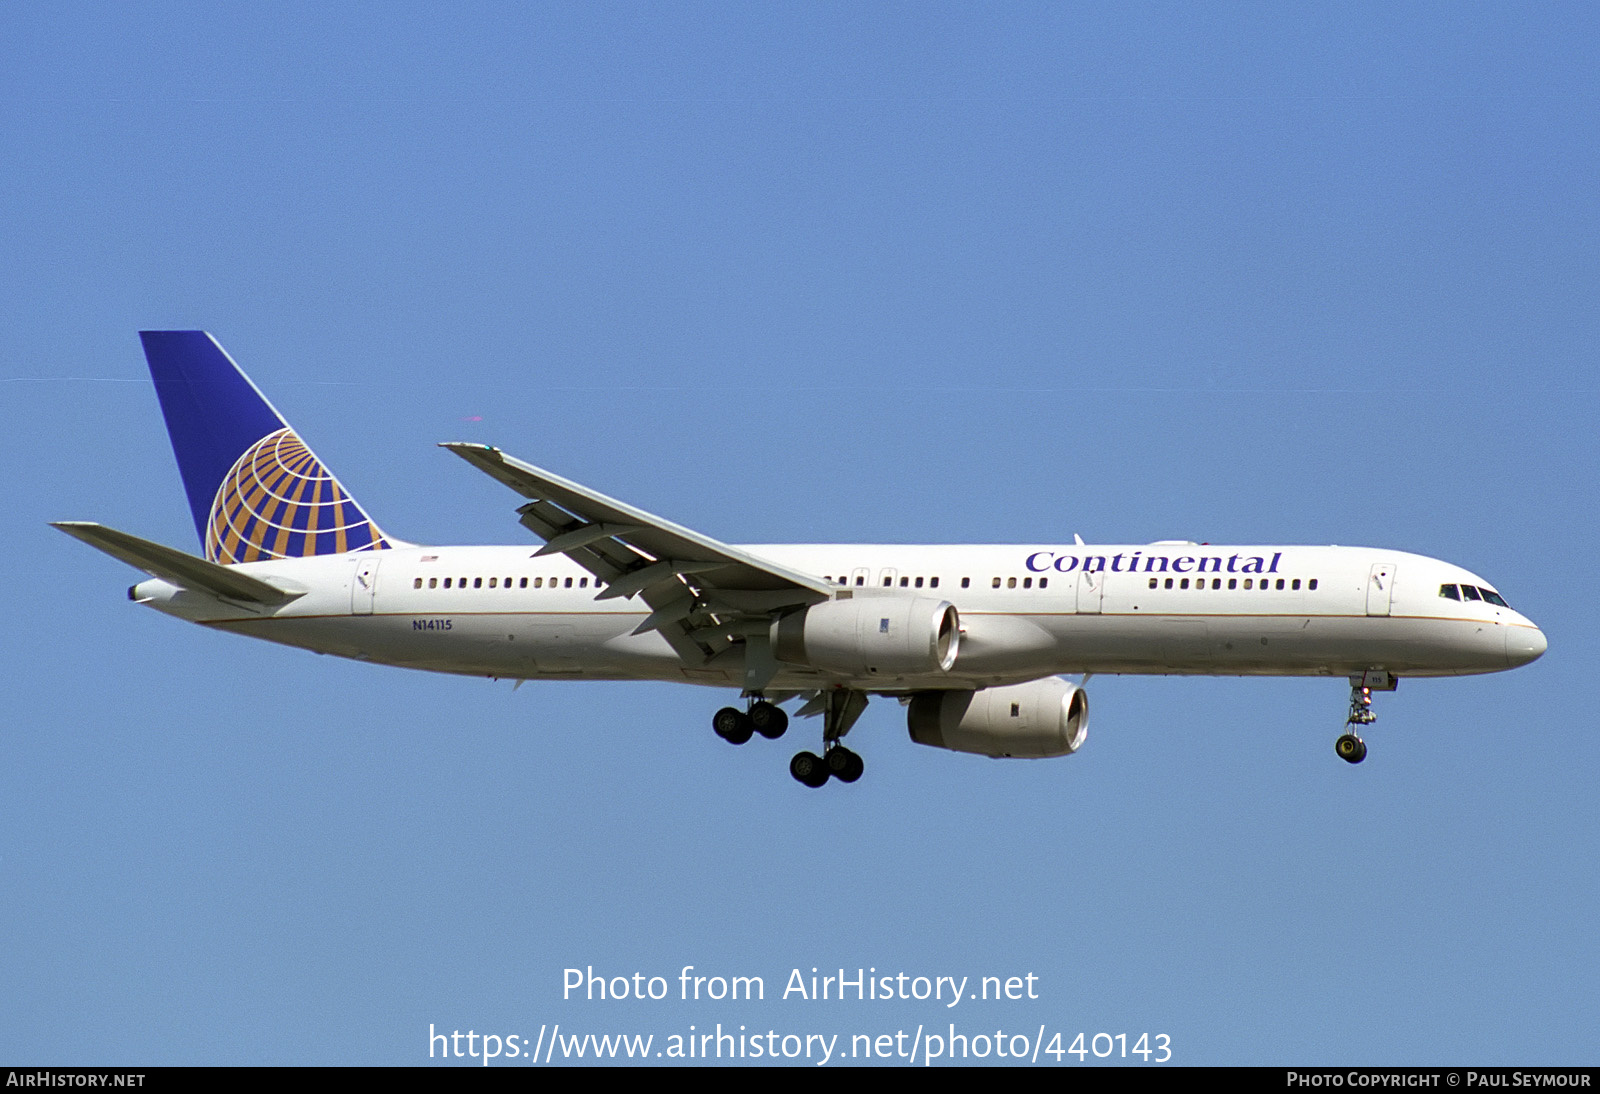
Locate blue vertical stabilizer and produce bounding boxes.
[139,332,389,564]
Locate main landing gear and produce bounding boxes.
[789,743,864,788]
[714,690,870,787]
[1335,671,1394,764]
[788,688,869,789]
[712,699,788,745]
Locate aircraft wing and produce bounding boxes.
[441,443,832,673]
[52,521,306,606]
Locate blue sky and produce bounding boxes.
[4,2,1596,1065]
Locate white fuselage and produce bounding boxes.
[130,542,1546,691]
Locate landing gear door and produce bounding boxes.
[1076,568,1103,614]
[352,556,381,615]
[1366,562,1394,617]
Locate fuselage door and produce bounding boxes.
[1366,562,1394,617]
[352,556,381,615]
[1076,568,1103,614]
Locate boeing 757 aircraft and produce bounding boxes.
[55,332,1546,786]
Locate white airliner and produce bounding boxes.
[55,332,1546,786]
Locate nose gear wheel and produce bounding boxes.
[1335,733,1367,764]
[1335,675,1389,764]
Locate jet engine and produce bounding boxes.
[772,596,960,678]
[907,676,1089,758]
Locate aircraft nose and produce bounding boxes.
[1506,625,1548,667]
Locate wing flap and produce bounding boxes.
[441,442,832,669]
[441,443,833,601]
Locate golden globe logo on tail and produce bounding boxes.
[206,427,388,564]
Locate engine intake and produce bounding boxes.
[772,596,960,678]
[907,677,1089,758]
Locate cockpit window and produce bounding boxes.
[1479,588,1509,607]
[1459,585,1482,602]
[1439,584,1460,601]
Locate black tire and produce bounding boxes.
[790,751,829,787]
[837,749,864,783]
[750,701,789,739]
[825,746,855,775]
[714,707,753,745]
[1336,734,1366,764]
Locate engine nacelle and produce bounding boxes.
[772,596,960,678]
[907,677,1089,758]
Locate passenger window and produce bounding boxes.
[428,577,437,589]
[580,577,588,588]
[915,576,924,588]
[520,577,528,588]
[1212,578,1221,589]
[1039,578,1047,589]
[900,576,909,588]
[1007,577,1017,589]
[961,577,970,588]
[930,577,939,588]
[1228,578,1237,589]
[489,577,497,588]
[564,577,573,588]
[1149,578,1158,589]
[1023,577,1032,589]
[474,577,483,589]
[1164,578,1173,589]
[992,577,1001,589]
[854,575,864,586]
[413,577,422,589]
[1460,585,1482,601]
[443,577,452,589]
[1180,578,1189,589]
[1308,579,1318,591]
[1244,578,1252,589]
[884,576,893,587]
[1291,579,1300,591]
[1276,579,1285,590]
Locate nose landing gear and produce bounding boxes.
[1335,732,1368,764]
[1336,671,1394,764]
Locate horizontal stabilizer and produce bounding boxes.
[51,521,305,605]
